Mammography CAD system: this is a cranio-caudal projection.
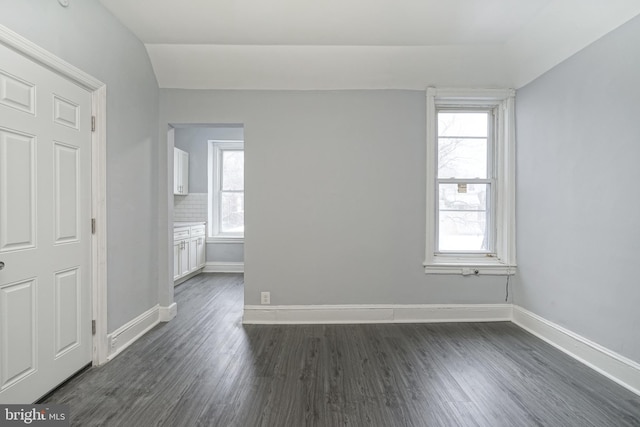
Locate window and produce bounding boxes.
[208,140,244,241]
[425,88,516,275]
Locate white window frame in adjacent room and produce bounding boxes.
[208,140,244,243]
[424,88,516,275]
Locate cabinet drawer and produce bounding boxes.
[190,225,205,237]
[173,228,190,240]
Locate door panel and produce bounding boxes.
[52,95,79,130]
[54,268,81,357]
[0,70,35,114]
[0,42,92,403]
[53,142,80,244]
[0,279,36,390]
[0,128,36,252]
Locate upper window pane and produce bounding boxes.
[438,138,487,179]
[438,111,489,179]
[438,112,488,137]
[222,150,244,191]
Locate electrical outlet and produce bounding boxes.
[261,291,270,305]
[110,337,117,350]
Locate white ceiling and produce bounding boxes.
[100,0,552,46]
[100,0,640,89]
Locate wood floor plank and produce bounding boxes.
[43,273,640,426]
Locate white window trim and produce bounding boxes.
[208,139,244,242]
[424,88,516,275]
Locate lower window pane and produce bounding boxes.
[221,192,244,233]
[439,183,488,210]
[438,211,487,251]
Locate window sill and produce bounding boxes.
[424,259,516,276]
[206,236,244,244]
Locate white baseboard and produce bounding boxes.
[243,304,512,325]
[203,262,244,273]
[107,305,161,361]
[512,305,640,396]
[159,302,177,322]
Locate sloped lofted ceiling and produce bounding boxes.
[99,0,640,89]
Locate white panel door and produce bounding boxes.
[0,42,92,403]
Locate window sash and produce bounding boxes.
[435,108,496,254]
[436,181,493,254]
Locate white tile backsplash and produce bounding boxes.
[174,193,208,222]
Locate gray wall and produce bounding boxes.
[160,90,511,305]
[0,0,161,333]
[208,243,244,263]
[515,15,640,363]
[174,126,244,262]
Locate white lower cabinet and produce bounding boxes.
[190,225,206,273]
[174,223,207,283]
[188,238,198,272]
[196,236,206,268]
[173,240,181,281]
[179,240,190,276]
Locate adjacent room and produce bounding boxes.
[0,0,639,425]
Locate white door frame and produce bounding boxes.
[0,25,109,365]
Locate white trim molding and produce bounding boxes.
[106,303,176,361]
[512,306,640,397]
[159,303,177,322]
[206,237,244,244]
[0,25,103,90]
[0,24,109,366]
[243,304,512,325]
[91,85,108,365]
[424,264,516,276]
[107,305,159,361]
[204,262,244,273]
[424,87,516,275]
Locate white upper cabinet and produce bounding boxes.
[173,147,189,195]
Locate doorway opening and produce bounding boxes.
[169,124,245,287]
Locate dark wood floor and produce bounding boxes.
[45,273,640,426]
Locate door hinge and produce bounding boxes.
[92,320,96,335]
[91,116,96,132]
[91,218,96,234]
